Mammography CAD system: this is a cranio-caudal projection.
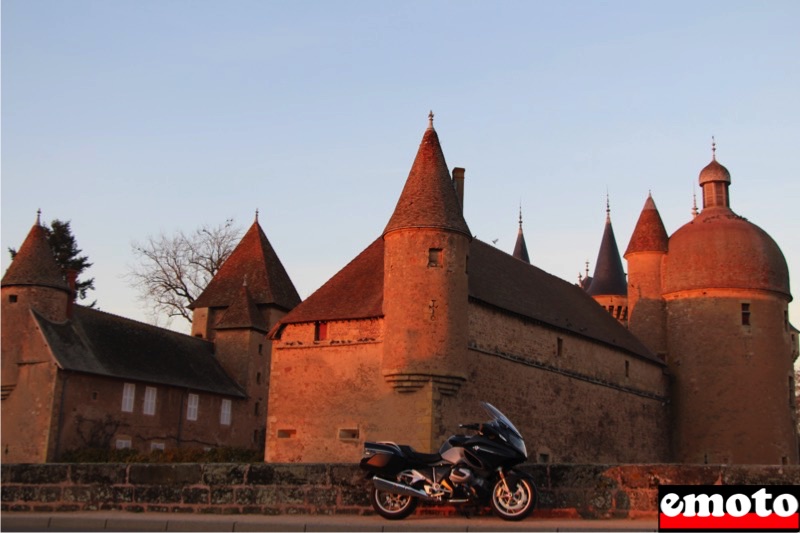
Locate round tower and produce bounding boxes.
[1,213,70,396]
[624,193,669,358]
[663,146,796,464]
[381,113,472,396]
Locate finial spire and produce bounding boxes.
[585,260,590,278]
[255,208,259,222]
[518,202,523,229]
[36,209,42,226]
[711,136,716,160]
[692,189,699,218]
[605,191,611,222]
[427,110,434,129]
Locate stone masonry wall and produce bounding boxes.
[3,463,799,519]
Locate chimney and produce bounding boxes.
[65,269,78,319]
[452,167,465,211]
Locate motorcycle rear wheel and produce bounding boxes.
[369,486,417,520]
[490,476,535,521]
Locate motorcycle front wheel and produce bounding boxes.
[369,486,417,520]
[490,476,536,521]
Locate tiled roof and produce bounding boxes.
[469,240,655,361]
[586,217,628,296]
[190,221,300,312]
[216,283,268,332]
[383,125,471,238]
[276,238,385,327]
[273,235,656,361]
[2,223,69,292]
[625,194,669,256]
[34,306,245,397]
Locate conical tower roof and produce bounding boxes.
[512,208,530,264]
[625,194,669,256]
[2,215,69,292]
[215,282,268,332]
[383,113,471,238]
[189,218,300,311]
[586,202,627,296]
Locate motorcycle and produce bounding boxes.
[359,401,536,521]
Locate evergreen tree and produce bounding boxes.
[8,219,96,305]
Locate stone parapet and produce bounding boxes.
[2,463,798,518]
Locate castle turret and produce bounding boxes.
[585,198,628,324]
[381,113,471,448]
[2,213,70,399]
[624,193,668,357]
[663,145,796,464]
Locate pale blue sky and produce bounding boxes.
[3,0,799,331]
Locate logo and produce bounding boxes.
[658,485,800,532]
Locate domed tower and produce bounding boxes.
[381,113,471,444]
[624,193,669,358]
[1,213,71,398]
[663,143,797,464]
[586,198,628,325]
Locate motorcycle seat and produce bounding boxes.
[399,445,443,465]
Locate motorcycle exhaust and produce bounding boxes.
[372,477,434,501]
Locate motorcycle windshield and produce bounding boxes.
[481,402,527,458]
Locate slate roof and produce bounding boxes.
[34,306,245,397]
[273,236,656,361]
[586,215,628,296]
[383,122,471,238]
[625,194,669,256]
[190,220,300,312]
[2,222,69,292]
[513,226,530,264]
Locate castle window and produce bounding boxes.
[121,383,135,413]
[194,333,203,338]
[538,453,550,464]
[8,294,17,303]
[187,393,199,421]
[789,376,795,408]
[428,248,443,267]
[91,391,98,401]
[338,428,359,441]
[220,399,232,426]
[556,337,563,357]
[277,429,296,439]
[258,343,263,355]
[254,401,260,416]
[143,386,157,416]
[622,307,628,321]
[625,360,630,378]
[314,321,328,341]
[256,372,262,385]
[785,311,789,332]
[741,303,751,326]
[151,442,165,451]
[115,437,132,449]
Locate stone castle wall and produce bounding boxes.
[3,463,799,519]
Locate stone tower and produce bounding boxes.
[662,146,797,464]
[1,214,71,460]
[586,199,628,325]
[381,113,472,451]
[624,194,669,358]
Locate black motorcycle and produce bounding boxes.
[359,402,536,521]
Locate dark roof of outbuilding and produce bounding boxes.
[2,222,69,292]
[383,121,471,239]
[273,236,656,361]
[190,220,300,312]
[625,194,669,256]
[586,215,628,297]
[34,306,245,397]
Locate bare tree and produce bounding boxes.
[128,219,242,325]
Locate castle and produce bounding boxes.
[2,116,797,465]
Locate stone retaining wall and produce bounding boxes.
[2,463,798,519]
